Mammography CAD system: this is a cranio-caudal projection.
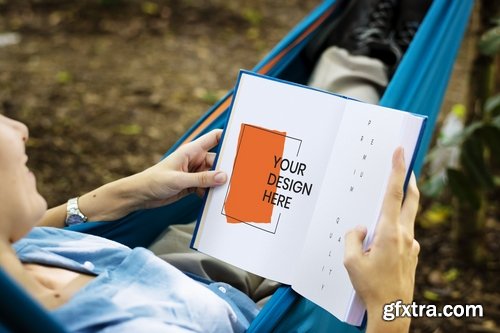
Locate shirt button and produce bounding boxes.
[218,286,227,293]
[83,261,95,270]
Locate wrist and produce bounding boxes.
[78,177,140,221]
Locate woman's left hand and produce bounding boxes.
[124,129,227,211]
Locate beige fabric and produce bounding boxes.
[149,222,280,307]
[308,46,388,104]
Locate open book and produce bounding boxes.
[191,70,426,326]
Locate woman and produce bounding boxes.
[0,114,419,332]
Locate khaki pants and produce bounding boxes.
[308,46,388,104]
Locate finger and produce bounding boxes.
[195,187,207,198]
[205,152,216,169]
[177,170,227,189]
[343,226,368,269]
[377,147,406,234]
[411,239,420,269]
[192,129,223,152]
[412,239,420,257]
[401,173,419,237]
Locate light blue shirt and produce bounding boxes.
[14,227,259,332]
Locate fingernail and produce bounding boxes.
[214,172,227,184]
[355,225,367,234]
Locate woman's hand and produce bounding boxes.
[343,147,420,333]
[128,129,227,210]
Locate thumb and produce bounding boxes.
[343,225,367,269]
[177,170,227,189]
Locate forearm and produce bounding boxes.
[37,177,140,228]
[37,130,226,228]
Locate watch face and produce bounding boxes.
[66,214,86,226]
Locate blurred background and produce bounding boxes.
[0,0,498,332]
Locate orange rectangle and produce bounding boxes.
[224,124,286,223]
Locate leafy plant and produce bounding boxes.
[421,16,500,265]
[478,18,500,55]
[446,101,500,208]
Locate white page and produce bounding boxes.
[345,111,425,325]
[292,100,421,325]
[193,72,347,283]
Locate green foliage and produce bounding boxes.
[141,1,159,15]
[56,70,72,84]
[193,87,222,105]
[421,16,500,265]
[420,104,466,198]
[478,19,500,56]
[419,203,451,228]
[443,268,460,283]
[442,116,499,209]
[485,93,500,115]
[423,290,440,301]
[242,8,263,26]
[116,124,142,135]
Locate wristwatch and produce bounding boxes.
[65,197,88,226]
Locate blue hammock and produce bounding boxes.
[0,0,474,332]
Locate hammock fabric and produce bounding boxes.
[0,0,474,332]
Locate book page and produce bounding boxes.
[292,100,423,325]
[192,72,347,283]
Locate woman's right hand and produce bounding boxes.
[343,147,420,333]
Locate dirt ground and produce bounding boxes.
[0,1,498,332]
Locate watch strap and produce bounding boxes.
[65,197,88,226]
